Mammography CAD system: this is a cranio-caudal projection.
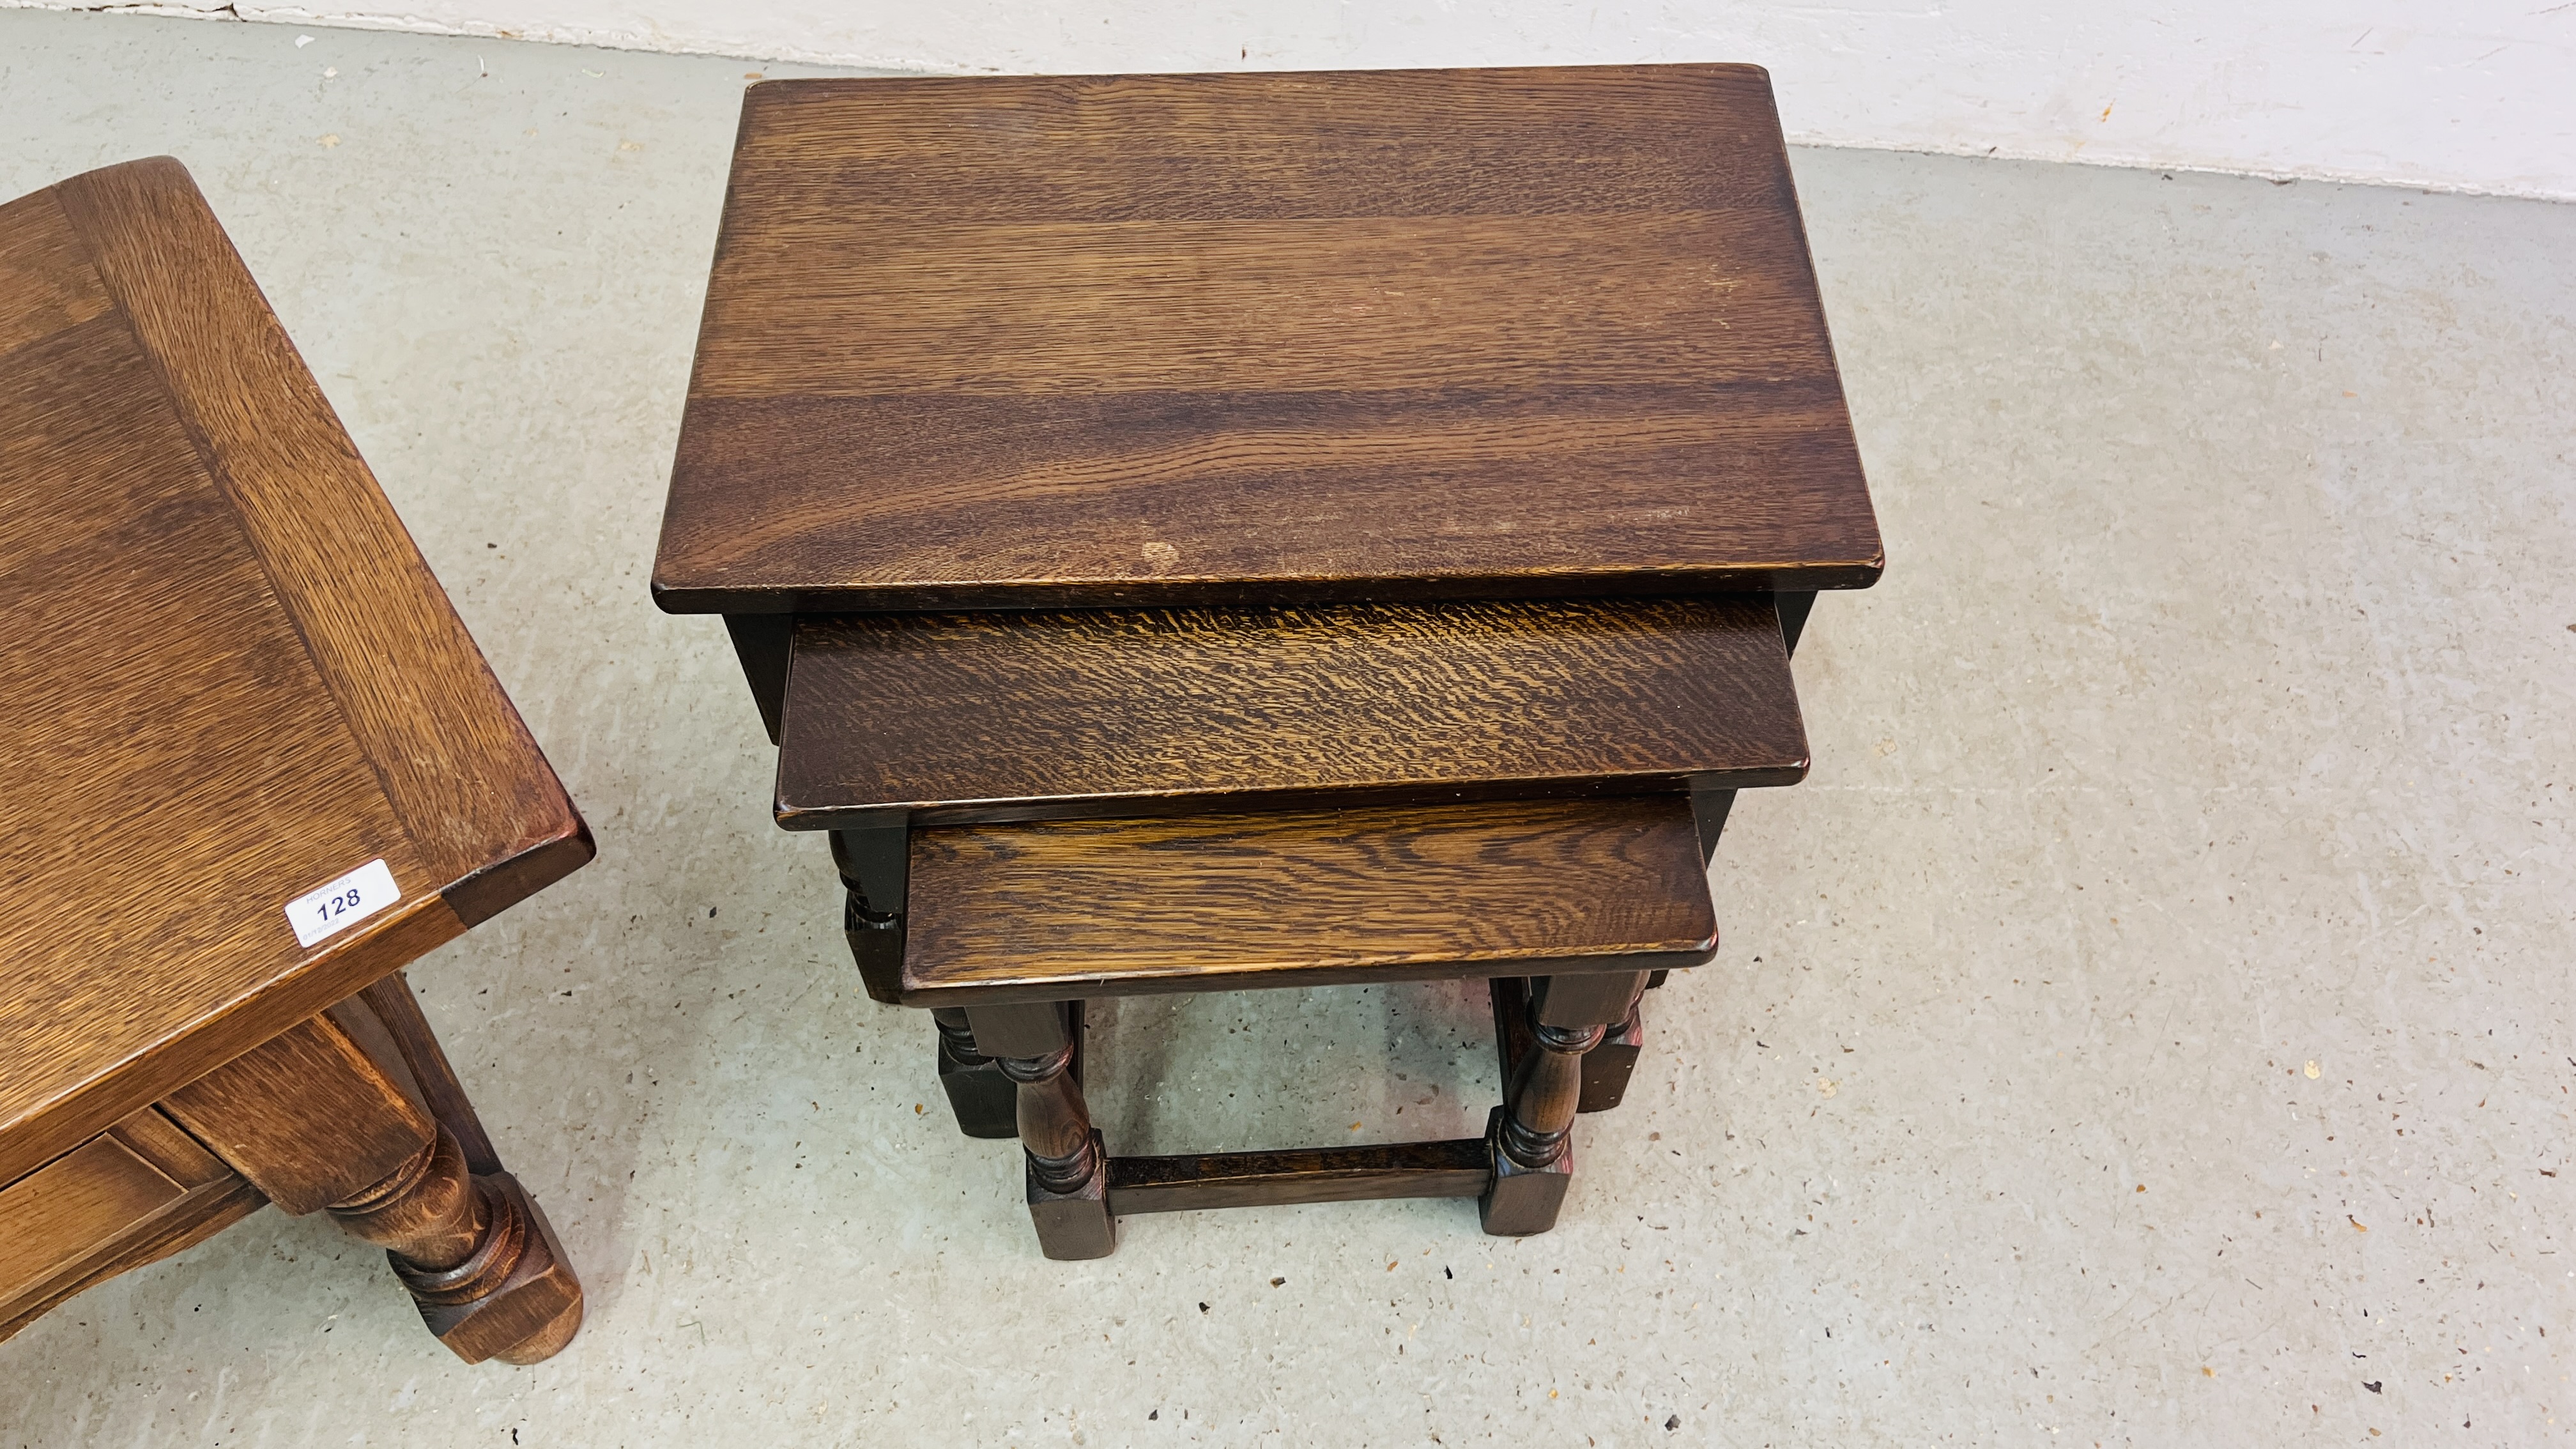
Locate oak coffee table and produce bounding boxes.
[655,65,1880,1257]
[1,160,590,1361]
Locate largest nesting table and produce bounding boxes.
[654,65,1882,1258]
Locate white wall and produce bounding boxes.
[36,0,2576,200]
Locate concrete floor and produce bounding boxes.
[3,10,2572,1445]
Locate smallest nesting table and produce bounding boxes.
[656,65,1880,1257]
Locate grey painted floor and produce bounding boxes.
[3,11,2572,1445]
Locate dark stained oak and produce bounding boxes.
[1493,975,1650,1115]
[928,1008,1018,1140]
[1480,971,1643,1236]
[1107,1140,1492,1216]
[676,65,1874,1254]
[1002,1038,1114,1260]
[777,597,1807,827]
[0,159,592,1362]
[893,795,1713,1005]
[654,65,1882,613]
[868,795,1719,1250]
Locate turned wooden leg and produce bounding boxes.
[1480,1019,1603,1236]
[970,1001,1112,1260]
[160,986,582,1363]
[1493,977,1650,1116]
[931,1008,1019,1138]
[327,1126,580,1364]
[833,826,910,1004]
[1481,972,1646,1236]
[1002,1045,1112,1261]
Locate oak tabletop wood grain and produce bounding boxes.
[655,65,1881,613]
[777,595,1805,826]
[896,795,1715,1004]
[0,160,590,1188]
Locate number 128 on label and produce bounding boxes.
[285,858,401,948]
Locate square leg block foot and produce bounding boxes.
[402,1172,584,1366]
[1577,1008,1645,1114]
[938,1048,1020,1138]
[1027,1131,1115,1261]
[1476,1107,1573,1238]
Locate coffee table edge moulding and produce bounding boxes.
[649,61,1883,615]
[0,158,595,1188]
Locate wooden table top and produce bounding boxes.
[654,65,1882,614]
[0,160,590,1188]
[776,597,1806,827]
[893,796,1715,1004]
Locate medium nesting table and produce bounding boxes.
[654,65,1881,1258]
